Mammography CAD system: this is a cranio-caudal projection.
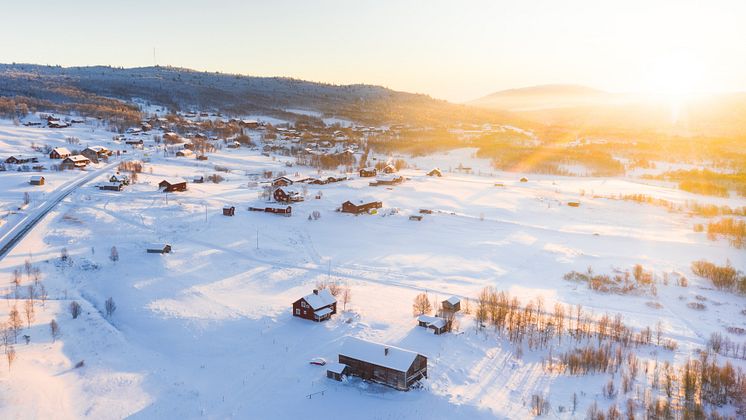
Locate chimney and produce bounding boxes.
[384,347,389,356]
[313,289,318,295]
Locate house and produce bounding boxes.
[520,177,528,182]
[272,176,294,187]
[274,188,304,203]
[176,149,194,158]
[197,155,208,161]
[146,244,172,254]
[441,296,461,313]
[382,164,397,174]
[369,175,404,187]
[240,119,259,129]
[227,141,241,149]
[193,175,204,183]
[340,200,382,214]
[61,155,91,169]
[567,201,580,207]
[5,155,39,164]
[417,315,448,335]
[98,182,124,191]
[29,175,45,186]
[223,206,235,216]
[292,289,337,322]
[337,338,427,391]
[359,168,377,177]
[427,168,442,177]
[326,362,350,381]
[81,146,111,162]
[47,120,70,128]
[419,209,433,214]
[109,174,130,185]
[125,139,144,146]
[49,147,71,159]
[409,215,423,221]
[158,179,188,192]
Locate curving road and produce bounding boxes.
[0,162,118,261]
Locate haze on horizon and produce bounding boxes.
[1,0,745,102]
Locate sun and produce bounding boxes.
[644,51,705,99]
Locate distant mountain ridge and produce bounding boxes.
[0,63,516,126]
[470,84,614,111]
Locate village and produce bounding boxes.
[0,108,744,419]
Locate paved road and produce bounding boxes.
[0,162,118,261]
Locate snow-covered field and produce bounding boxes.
[0,118,744,419]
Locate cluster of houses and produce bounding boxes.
[292,286,461,391]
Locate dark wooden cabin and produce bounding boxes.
[417,315,448,335]
[338,338,427,391]
[248,206,292,216]
[359,168,377,177]
[159,179,188,192]
[427,168,442,177]
[292,289,337,322]
[274,188,304,203]
[223,206,235,216]
[340,200,382,214]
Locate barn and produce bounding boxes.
[49,147,71,159]
[338,338,427,391]
[340,200,382,214]
[5,155,39,164]
[292,289,337,322]
[159,179,188,192]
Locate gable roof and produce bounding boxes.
[160,178,187,186]
[301,288,336,310]
[445,296,460,305]
[65,155,90,163]
[52,147,71,155]
[339,337,422,372]
[417,314,447,329]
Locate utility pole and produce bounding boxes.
[256,228,259,249]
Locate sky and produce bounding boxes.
[1,0,745,102]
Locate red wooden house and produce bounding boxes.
[341,200,382,214]
[292,289,337,322]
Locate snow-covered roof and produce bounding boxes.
[160,178,186,185]
[302,289,336,310]
[30,175,44,181]
[326,362,347,374]
[52,147,71,155]
[445,296,460,305]
[339,337,422,372]
[66,155,90,162]
[417,315,446,329]
[315,307,333,317]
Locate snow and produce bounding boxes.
[417,315,446,329]
[0,116,744,418]
[339,337,422,372]
[326,362,347,374]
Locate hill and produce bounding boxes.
[0,63,518,127]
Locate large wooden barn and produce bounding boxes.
[292,289,337,322]
[340,200,382,214]
[336,338,427,391]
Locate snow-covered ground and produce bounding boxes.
[0,118,744,419]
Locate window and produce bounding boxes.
[295,309,300,315]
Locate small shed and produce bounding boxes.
[223,206,235,216]
[193,175,204,183]
[146,244,172,254]
[442,296,461,313]
[409,215,423,221]
[567,201,580,207]
[326,362,349,381]
[520,177,528,183]
[30,175,45,186]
